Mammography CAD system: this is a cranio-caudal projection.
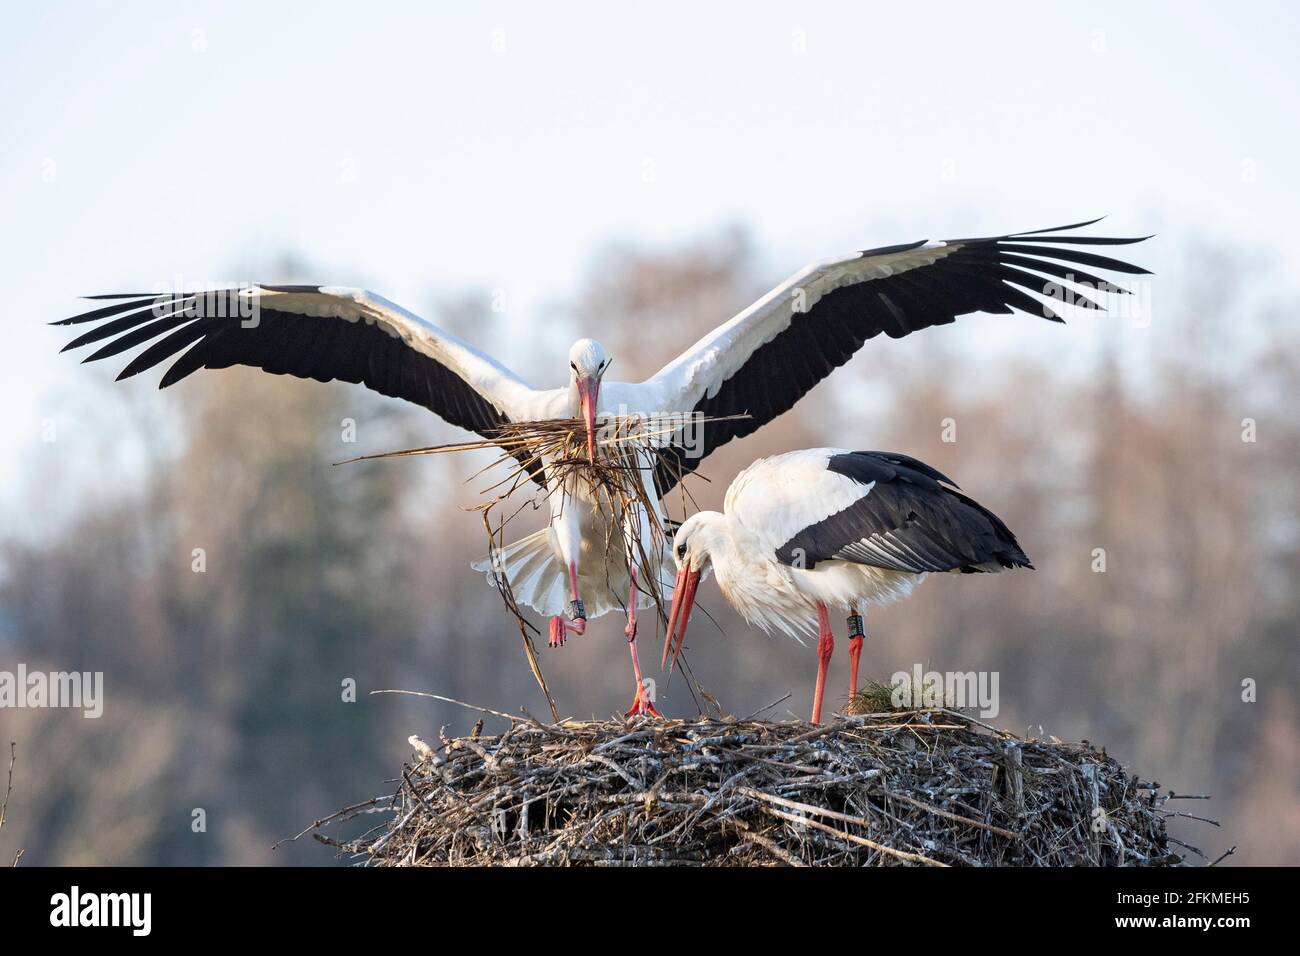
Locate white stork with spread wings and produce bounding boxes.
[54,218,1147,716]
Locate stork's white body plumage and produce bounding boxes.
[473,440,670,622]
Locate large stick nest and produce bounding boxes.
[307,700,1203,867]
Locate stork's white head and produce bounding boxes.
[568,338,608,461]
[671,512,725,574]
[568,338,608,382]
[662,511,726,674]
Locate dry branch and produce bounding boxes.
[1,742,21,867]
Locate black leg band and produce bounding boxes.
[847,614,865,639]
[568,599,586,621]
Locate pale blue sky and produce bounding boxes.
[3,0,1298,517]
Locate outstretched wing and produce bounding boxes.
[645,219,1150,494]
[54,285,548,481]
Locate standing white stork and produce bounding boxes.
[662,449,1033,724]
[52,219,1143,716]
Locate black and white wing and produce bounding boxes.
[643,219,1150,494]
[733,449,1032,573]
[53,285,548,479]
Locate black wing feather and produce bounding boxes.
[774,451,1032,573]
[653,221,1150,495]
[55,288,545,484]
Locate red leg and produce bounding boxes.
[547,561,587,648]
[847,607,865,700]
[626,628,662,718]
[624,569,661,717]
[624,569,638,640]
[811,602,834,724]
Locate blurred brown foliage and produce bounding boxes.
[1,228,1296,865]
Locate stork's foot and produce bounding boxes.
[625,685,662,718]
[548,614,587,648]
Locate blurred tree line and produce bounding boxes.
[1,228,1296,864]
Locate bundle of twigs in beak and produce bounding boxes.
[337,413,748,717]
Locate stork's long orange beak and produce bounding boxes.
[661,565,700,674]
[577,377,599,462]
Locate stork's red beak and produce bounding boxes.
[661,564,700,674]
[577,377,599,462]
